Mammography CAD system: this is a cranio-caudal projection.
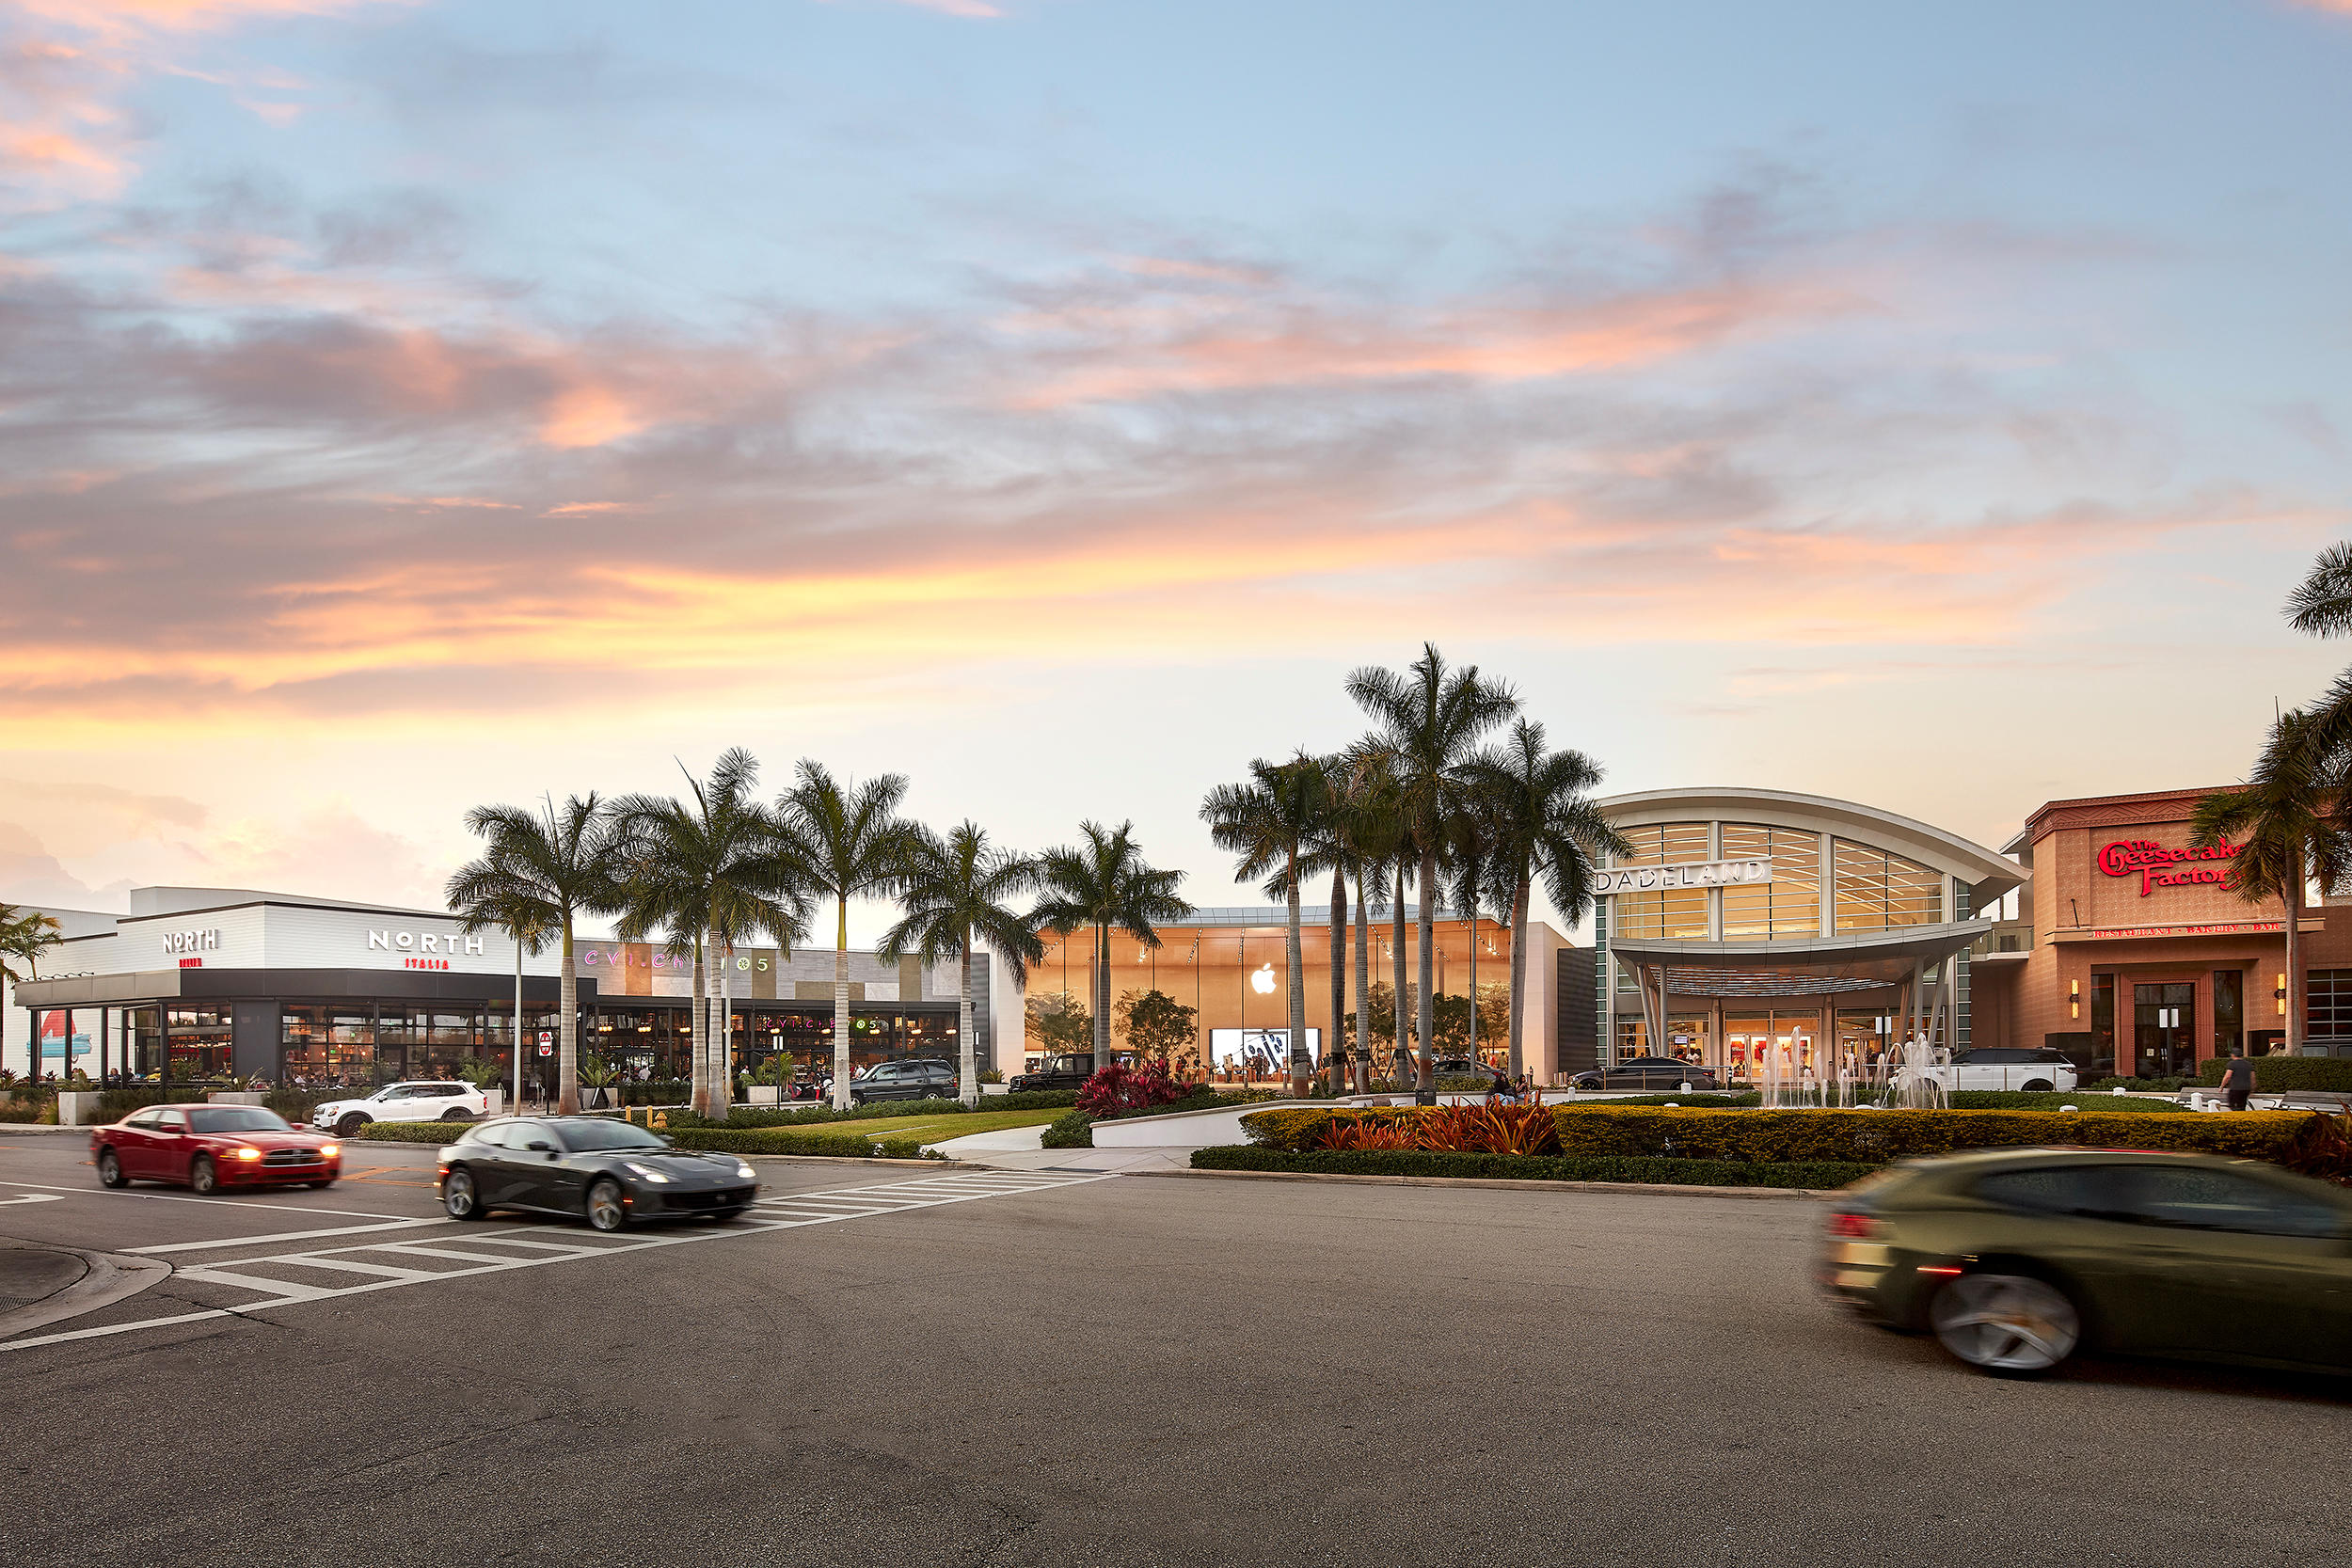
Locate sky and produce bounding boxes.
[3,0,2351,942]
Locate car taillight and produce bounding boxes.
[1826,1211,1879,1240]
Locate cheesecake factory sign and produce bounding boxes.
[1592,858,1774,895]
[2096,838,2244,898]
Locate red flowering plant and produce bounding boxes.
[1076,1059,1188,1117]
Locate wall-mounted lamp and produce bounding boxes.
[2070,979,2080,1022]
[2277,973,2288,1017]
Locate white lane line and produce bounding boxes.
[255,1258,440,1282]
[2,1174,1118,1354]
[0,1180,420,1222]
[126,1219,449,1255]
[366,1242,584,1266]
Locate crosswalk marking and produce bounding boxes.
[2,1172,1115,1354]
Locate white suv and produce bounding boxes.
[313,1081,488,1136]
[1932,1048,2080,1094]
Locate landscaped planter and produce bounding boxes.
[743,1086,783,1105]
[206,1091,266,1105]
[55,1091,103,1127]
[980,1083,1009,1097]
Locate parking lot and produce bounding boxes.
[5,1129,2349,1568]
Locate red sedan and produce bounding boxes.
[91,1103,342,1194]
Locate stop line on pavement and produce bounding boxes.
[0,1171,1112,1355]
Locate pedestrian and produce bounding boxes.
[2221,1048,2256,1112]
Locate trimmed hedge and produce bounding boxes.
[352,1119,936,1160]
[354,1120,469,1144]
[1193,1145,1874,1188]
[1947,1090,2180,1113]
[1040,1110,1093,1148]
[1240,1103,2312,1166]
[2196,1056,2352,1092]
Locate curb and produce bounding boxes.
[1139,1167,1840,1199]
[0,1241,170,1341]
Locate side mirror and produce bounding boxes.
[527,1139,553,1154]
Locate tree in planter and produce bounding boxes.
[779,762,922,1112]
[1030,820,1192,1075]
[2191,709,2352,1059]
[1114,988,1201,1075]
[446,795,628,1115]
[447,880,557,1117]
[878,820,1045,1106]
[1025,990,1094,1060]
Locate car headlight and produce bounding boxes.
[734,1162,756,1180]
[319,1143,339,1158]
[622,1161,673,1183]
[234,1147,262,1161]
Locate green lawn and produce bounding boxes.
[840,1107,1066,1143]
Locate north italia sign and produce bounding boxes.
[1592,858,1774,896]
[2096,837,2244,897]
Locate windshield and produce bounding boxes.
[187,1107,294,1134]
[557,1120,668,1153]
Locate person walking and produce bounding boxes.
[2221,1048,2257,1112]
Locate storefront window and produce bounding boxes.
[2090,974,2115,1078]
[1834,1008,1892,1077]
[2304,969,2352,1046]
[1721,825,1822,940]
[2214,970,2245,1057]
[1832,841,1944,932]
[1611,822,1711,941]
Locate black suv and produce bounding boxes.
[1567,1055,1721,1092]
[847,1058,957,1105]
[1009,1053,1099,1093]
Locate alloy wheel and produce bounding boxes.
[98,1149,126,1188]
[586,1179,627,1232]
[444,1167,482,1219]
[1931,1273,2081,1375]
[188,1156,217,1196]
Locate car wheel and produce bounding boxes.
[585,1177,628,1233]
[439,1108,469,1122]
[97,1148,127,1189]
[1930,1272,2081,1377]
[2021,1080,2054,1093]
[442,1165,489,1220]
[188,1154,219,1196]
[336,1113,368,1137]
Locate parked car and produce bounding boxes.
[1820,1147,2352,1377]
[92,1104,342,1195]
[1009,1053,1098,1093]
[1567,1056,1722,1092]
[848,1058,957,1104]
[437,1116,759,1232]
[1931,1047,2079,1094]
[312,1081,487,1136]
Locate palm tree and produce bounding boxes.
[878,821,1045,1105]
[1346,644,1518,1092]
[1469,719,1628,1081]
[448,884,558,1113]
[779,762,921,1111]
[1202,755,1330,1098]
[2190,709,2352,1058]
[3,905,65,1077]
[612,751,811,1115]
[1446,787,1502,1072]
[1030,820,1193,1074]
[446,795,627,1115]
[2280,542,2352,770]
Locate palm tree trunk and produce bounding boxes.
[1507,872,1532,1082]
[1353,868,1372,1094]
[833,896,851,1111]
[959,938,977,1107]
[2286,874,2305,1056]
[512,932,524,1116]
[1327,863,1346,1098]
[1093,921,1111,1069]
[1416,844,1437,1092]
[690,932,707,1117]
[558,923,580,1115]
[1391,863,1408,1085]
[1285,868,1308,1098]
[717,930,733,1114]
[1466,887,1480,1069]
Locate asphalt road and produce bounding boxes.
[1,1130,2344,1568]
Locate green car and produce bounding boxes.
[1820,1148,2352,1377]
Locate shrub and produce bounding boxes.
[1193,1145,1874,1188]
[665,1126,938,1160]
[354,1120,470,1144]
[2276,1111,2352,1186]
[1076,1061,1187,1117]
[2090,1076,2192,1093]
[1239,1102,2317,1167]
[1947,1090,2180,1113]
[2196,1057,2352,1092]
[1040,1109,1093,1148]
[1583,1092,1759,1108]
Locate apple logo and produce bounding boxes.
[1249,963,1276,995]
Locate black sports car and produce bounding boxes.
[437,1116,760,1232]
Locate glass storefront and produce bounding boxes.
[1833,841,1942,932]
[1611,823,1712,942]
[1721,825,1823,940]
